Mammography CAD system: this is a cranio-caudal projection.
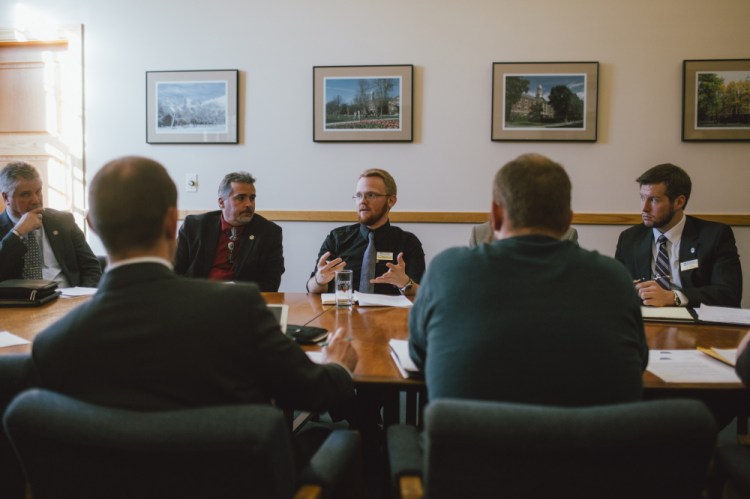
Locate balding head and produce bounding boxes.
[492,153,572,236]
[88,156,177,258]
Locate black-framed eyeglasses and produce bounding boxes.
[227,227,239,264]
[352,192,390,202]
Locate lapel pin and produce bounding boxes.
[249,235,255,240]
[690,247,695,254]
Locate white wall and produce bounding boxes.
[2,0,749,303]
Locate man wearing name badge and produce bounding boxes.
[28,157,356,472]
[174,171,284,291]
[469,220,579,247]
[615,163,742,308]
[306,168,425,297]
[0,161,101,287]
[409,153,648,405]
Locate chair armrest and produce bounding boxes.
[387,424,424,496]
[297,429,361,498]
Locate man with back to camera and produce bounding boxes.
[306,168,425,296]
[410,153,648,405]
[615,163,742,308]
[28,157,356,467]
[0,161,101,286]
[174,171,284,291]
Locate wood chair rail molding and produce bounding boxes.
[179,210,750,226]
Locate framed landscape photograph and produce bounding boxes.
[491,62,599,142]
[682,59,750,141]
[313,65,413,142]
[146,69,239,144]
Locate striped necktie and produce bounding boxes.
[655,234,671,290]
[359,231,376,293]
[23,230,43,280]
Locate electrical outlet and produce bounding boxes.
[186,173,198,192]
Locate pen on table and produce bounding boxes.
[697,346,735,367]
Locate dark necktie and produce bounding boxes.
[23,230,43,280]
[655,235,671,290]
[359,231,376,293]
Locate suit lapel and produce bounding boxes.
[634,227,653,280]
[197,213,222,275]
[679,216,700,286]
[42,211,66,265]
[0,210,13,233]
[234,218,258,276]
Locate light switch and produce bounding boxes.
[186,173,198,192]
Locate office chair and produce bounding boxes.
[387,398,717,499]
[716,443,750,497]
[3,388,361,499]
[0,355,35,499]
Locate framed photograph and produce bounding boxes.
[682,59,750,141]
[491,62,599,142]
[146,69,239,144]
[313,65,413,142]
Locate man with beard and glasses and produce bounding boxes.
[306,168,425,296]
[174,171,284,291]
[615,163,742,308]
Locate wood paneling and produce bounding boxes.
[179,210,750,226]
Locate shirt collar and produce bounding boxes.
[107,256,173,272]
[652,212,686,244]
[359,220,390,239]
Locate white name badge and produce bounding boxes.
[680,259,699,271]
[376,252,394,261]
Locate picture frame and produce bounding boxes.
[491,62,599,142]
[313,65,413,142]
[682,59,750,142]
[146,69,239,144]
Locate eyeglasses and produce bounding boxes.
[352,192,390,202]
[227,227,238,265]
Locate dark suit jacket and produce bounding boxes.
[31,263,353,413]
[615,215,742,307]
[174,211,284,292]
[0,209,101,286]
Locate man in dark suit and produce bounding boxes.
[32,156,356,413]
[615,163,742,308]
[174,171,284,291]
[0,161,101,287]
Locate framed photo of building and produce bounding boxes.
[682,59,750,141]
[491,62,599,142]
[146,69,239,144]
[313,65,413,142]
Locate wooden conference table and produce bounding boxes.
[3,292,750,427]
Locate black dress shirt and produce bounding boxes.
[311,222,425,295]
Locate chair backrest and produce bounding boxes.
[423,398,717,499]
[3,389,298,499]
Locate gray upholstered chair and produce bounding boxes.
[387,398,716,499]
[3,388,360,499]
[716,443,750,497]
[0,354,35,499]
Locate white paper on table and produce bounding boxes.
[59,286,98,297]
[647,350,740,383]
[354,291,412,308]
[0,331,30,349]
[640,306,694,321]
[696,304,750,326]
